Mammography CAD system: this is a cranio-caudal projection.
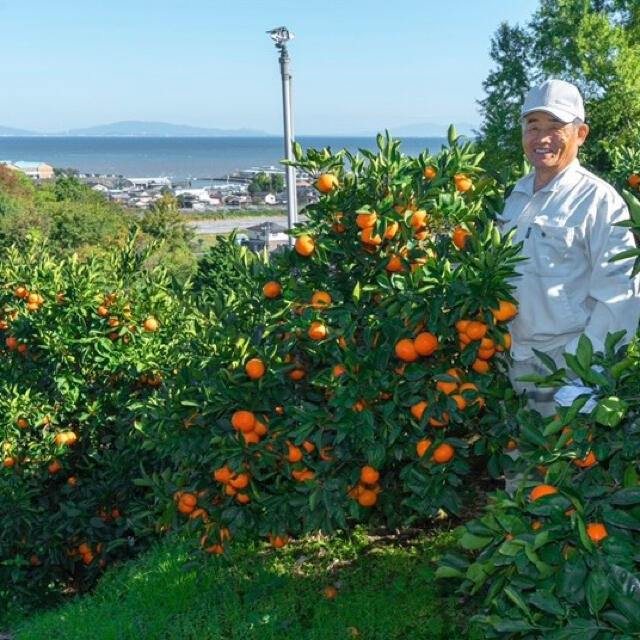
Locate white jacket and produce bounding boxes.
[500,159,640,361]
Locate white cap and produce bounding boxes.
[521,79,585,123]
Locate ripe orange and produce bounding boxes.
[5,336,18,350]
[386,254,404,272]
[17,418,28,429]
[302,440,315,453]
[465,322,487,340]
[324,586,339,599]
[423,166,437,180]
[289,368,306,381]
[356,211,377,229]
[358,489,378,507]
[245,358,266,380]
[410,210,428,229]
[231,410,255,433]
[269,534,289,548]
[311,291,332,309]
[414,331,438,356]
[308,321,328,340]
[436,378,457,395]
[67,476,77,487]
[229,473,250,489]
[452,227,471,250]
[361,227,382,246]
[395,338,418,362]
[55,431,77,446]
[3,457,15,468]
[416,438,432,458]
[629,174,640,188]
[490,300,517,322]
[292,468,315,482]
[586,522,608,543]
[15,286,28,299]
[506,439,517,451]
[455,320,470,334]
[236,493,250,504]
[573,450,598,468]
[143,316,159,332]
[478,347,496,360]
[316,173,338,192]
[48,460,62,474]
[410,401,428,421]
[471,359,490,374]
[242,431,260,445]
[286,444,303,463]
[451,394,467,411]
[332,364,346,377]
[177,493,197,514]
[429,413,449,428]
[384,221,399,238]
[263,281,282,298]
[295,235,315,256]
[361,466,380,485]
[529,484,557,502]
[253,420,268,437]
[454,174,473,191]
[432,443,455,464]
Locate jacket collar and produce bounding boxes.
[514,158,581,197]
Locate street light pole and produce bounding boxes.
[267,26,297,242]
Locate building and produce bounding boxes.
[123,177,172,190]
[243,221,290,253]
[0,160,54,180]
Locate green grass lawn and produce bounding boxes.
[5,527,483,640]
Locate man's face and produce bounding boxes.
[522,111,589,174]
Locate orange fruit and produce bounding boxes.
[332,364,346,377]
[308,321,328,340]
[432,443,455,464]
[465,322,488,340]
[436,378,457,395]
[410,401,428,421]
[386,254,404,272]
[360,466,380,485]
[263,281,282,298]
[414,229,430,241]
[423,166,437,180]
[236,493,250,504]
[573,450,598,468]
[253,420,268,437]
[586,522,608,543]
[242,431,260,445]
[67,476,77,487]
[229,473,250,489]
[356,211,377,229]
[416,438,432,458]
[451,394,467,411]
[295,235,315,256]
[316,173,338,192]
[361,226,382,246]
[231,410,256,433]
[629,174,640,188]
[55,431,77,446]
[414,332,438,356]
[506,439,517,451]
[478,347,496,360]
[429,413,449,428]
[245,358,266,380]
[454,174,473,191]
[17,418,28,429]
[48,460,62,474]
[143,316,158,332]
[324,586,339,599]
[452,227,471,250]
[384,221,399,238]
[269,534,290,548]
[5,336,18,350]
[302,440,316,453]
[472,359,490,374]
[410,210,428,229]
[286,444,303,463]
[289,368,306,381]
[3,457,16,468]
[292,468,315,482]
[358,489,378,507]
[311,291,332,309]
[332,213,345,233]
[177,493,197,514]
[490,300,517,322]
[455,320,470,333]
[15,286,28,299]
[395,338,418,362]
[529,484,557,502]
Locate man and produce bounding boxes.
[500,79,640,417]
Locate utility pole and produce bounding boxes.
[267,26,297,242]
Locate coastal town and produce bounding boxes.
[0,159,318,213]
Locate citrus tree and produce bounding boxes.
[142,131,525,554]
[0,232,199,612]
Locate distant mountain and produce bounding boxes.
[0,125,41,136]
[380,122,478,138]
[60,121,271,137]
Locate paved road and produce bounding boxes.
[188,215,307,235]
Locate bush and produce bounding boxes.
[0,232,200,613]
[140,131,525,554]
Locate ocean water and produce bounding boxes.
[0,136,448,181]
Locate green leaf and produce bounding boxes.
[532,348,559,372]
[575,335,593,370]
[504,585,533,620]
[528,590,565,616]
[603,509,640,531]
[595,397,628,427]
[610,487,640,505]
[586,568,609,615]
[459,532,493,550]
[435,565,465,579]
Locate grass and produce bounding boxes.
[5,527,484,640]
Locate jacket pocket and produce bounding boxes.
[523,222,575,277]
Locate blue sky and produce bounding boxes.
[0,0,539,134]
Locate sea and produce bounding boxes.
[0,136,448,184]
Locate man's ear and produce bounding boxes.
[577,123,590,147]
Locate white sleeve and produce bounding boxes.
[566,191,640,354]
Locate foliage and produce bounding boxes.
[247,171,285,195]
[478,1,640,174]
[0,233,200,614]
[439,332,640,637]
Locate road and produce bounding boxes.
[188,215,306,235]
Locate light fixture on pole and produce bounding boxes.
[267,26,297,242]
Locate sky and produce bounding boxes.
[0,0,540,135]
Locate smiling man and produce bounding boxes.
[500,79,640,416]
